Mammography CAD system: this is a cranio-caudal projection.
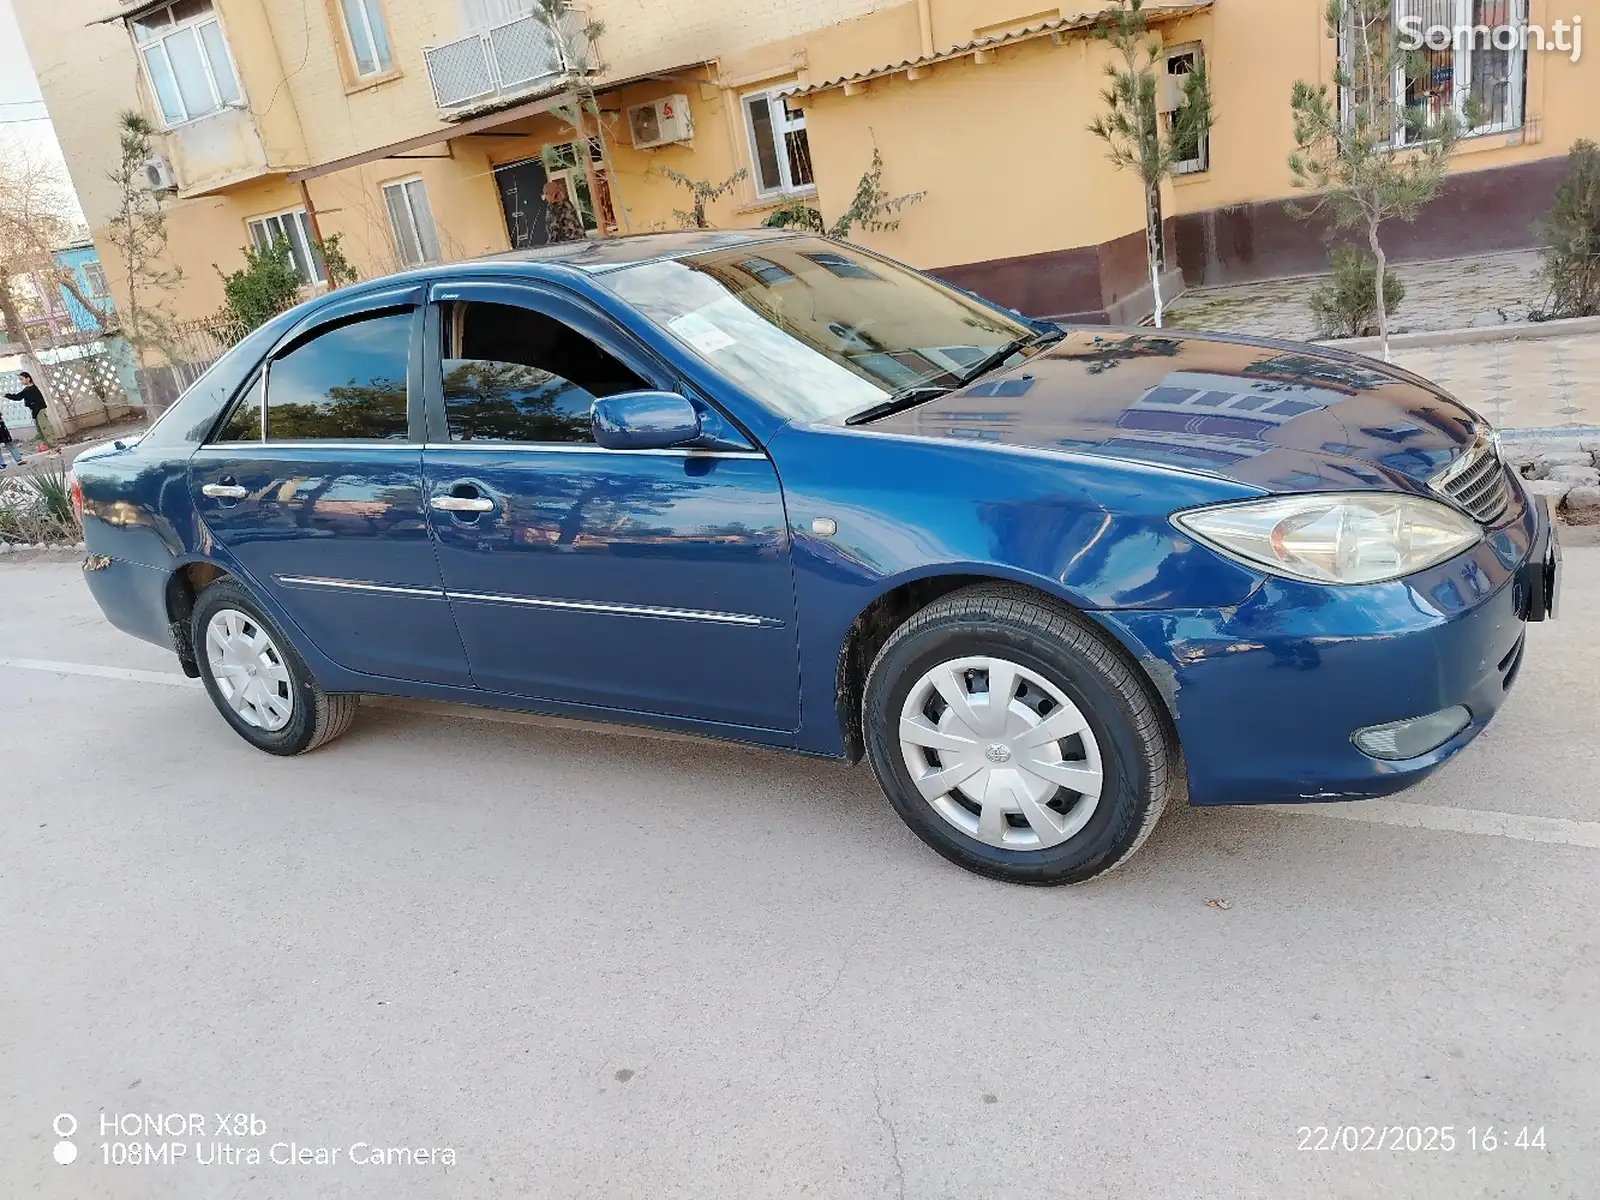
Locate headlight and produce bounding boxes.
[1172,492,1482,585]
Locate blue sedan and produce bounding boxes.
[71,231,1560,884]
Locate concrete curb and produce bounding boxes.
[1498,426,1600,446]
[1322,314,1600,355]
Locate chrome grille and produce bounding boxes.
[1429,434,1511,525]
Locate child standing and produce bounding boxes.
[0,408,23,467]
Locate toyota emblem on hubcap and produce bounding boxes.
[985,743,1013,764]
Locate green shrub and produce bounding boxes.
[1532,139,1600,320]
[761,202,825,232]
[1309,246,1406,338]
[215,239,303,332]
[26,463,76,524]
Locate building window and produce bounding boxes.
[339,0,393,77]
[801,250,883,282]
[1350,2,1527,145]
[382,177,441,267]
[247,209,327,286]
[83,262,111,299]
[1162,45,1209,174]
[1395,0,1525,142]
[742,90,814,198]
[740,257,794,287]
[130,0,241,127]
[542,141,601,233]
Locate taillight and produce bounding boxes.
[68,471,84,525]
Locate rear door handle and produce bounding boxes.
[202,483,248,500]
[430,495,495,513]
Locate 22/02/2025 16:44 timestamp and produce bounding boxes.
[1298,1126,1548,1151]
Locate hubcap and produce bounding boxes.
[897,655,1104,851]
[204,609,295,732]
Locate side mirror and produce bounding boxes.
[591,391,702,451]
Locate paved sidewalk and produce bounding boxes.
[1167,251,1547,342]
[1393,335,1600,430]
[1167,251,1600,431]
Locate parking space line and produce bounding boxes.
[4,655,1597,849]
[1263,801,1600,849]
[0,656,201,689]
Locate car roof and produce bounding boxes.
[481,228,805,274]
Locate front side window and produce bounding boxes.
[439,301,647,443]
[130,0,241,126]
[382,178,441,268]
[742,90,814,198]
[603,238,1032,423]
[266,311,411,440]
[339,0,394,77]
[247,210,326,286]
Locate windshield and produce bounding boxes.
[601,238,1036,422]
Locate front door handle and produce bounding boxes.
[202,483,248,500]
[430,495,495,513]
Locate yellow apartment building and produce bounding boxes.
[14,0,1599,402]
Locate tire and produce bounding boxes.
[190,578,359,756]
[863,584,1179,885]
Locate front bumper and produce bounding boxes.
[1096,492,1559,807]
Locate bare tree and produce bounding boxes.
[1288,0,1468,361]
[104,111,182,391]
[0,140,95,428]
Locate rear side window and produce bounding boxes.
[266,311,412,440]
[213,373,263,442]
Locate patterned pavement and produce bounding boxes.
[1166,250,1599,431]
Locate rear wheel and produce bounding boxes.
[191,579,358,755]
[863,584,1179,885]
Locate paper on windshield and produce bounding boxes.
[668,309,737,355]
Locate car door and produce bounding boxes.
[190,287,473,687]
[420,279,800,731]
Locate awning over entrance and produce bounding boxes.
[780,2,1214,99]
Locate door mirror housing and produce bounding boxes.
[591,391,702,451]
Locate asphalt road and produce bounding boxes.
[2,550,1597,1199]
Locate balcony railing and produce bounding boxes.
[424,9,595,111]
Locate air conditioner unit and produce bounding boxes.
[143,157,177,191]
[626,95,692,149]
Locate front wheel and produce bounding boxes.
[863,585,1180,885]
[191,578,359,756]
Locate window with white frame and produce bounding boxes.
[382,177,442,267]
[1361,1,1527,145]
[1162,45,1209,174]
[129,0,242,127]
[742,90,814,198]
[339,0,394,77]
[1398,0,1525,142]
[247,209,327,286]
[542,141,601,233]
[83,262,111,299]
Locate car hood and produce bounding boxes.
[865,329,1488,495]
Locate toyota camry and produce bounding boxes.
[70,230,1560,884]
